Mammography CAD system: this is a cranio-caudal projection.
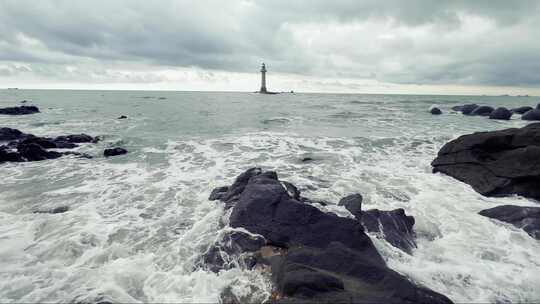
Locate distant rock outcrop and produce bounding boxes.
[470,105,494,116]
[489,107,512,120]
[104,147,128,157]
[0,105,40,115]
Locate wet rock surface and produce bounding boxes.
[470,106,494,116]
[432,123,540,199]
[430,107,442,115]
[103,147,128,157]
[511,106,533,114]
[522,109,540,120]
[210,168,452,304]
[479,205,540,240]
[0,128,98,164]
[0,105,40,115]
[489,107,512,120]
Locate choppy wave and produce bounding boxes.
[1,91,539,303]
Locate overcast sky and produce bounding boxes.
[1,0,540,94]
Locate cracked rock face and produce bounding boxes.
[432,123,540,199]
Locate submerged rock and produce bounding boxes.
[522,109,540,121]
[0,105,39,115]
[35,206,70,214]
[432,123,540,199]
[511,106,533,114]
[479,205,540,240]
[489,107,512,120]
[470,105,494,116]
[118,115,128,119]
[104,147,128,157]
[211,168,452,304]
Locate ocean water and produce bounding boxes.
[1,90,539,303]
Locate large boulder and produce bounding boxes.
[213,168,452,303]
[432,123,540,199]
[479,205,540,240]
[470,106,494,116]
[0,105,39,115]
[522,109,540,121]
[489,107,512,120]
[461,104,479,115]
[511,106,533,114]
[338,193,363,217]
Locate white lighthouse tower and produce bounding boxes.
[260,63,267,93]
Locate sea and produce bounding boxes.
[1,90,539,303]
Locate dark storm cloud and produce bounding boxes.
[0,0,539,87]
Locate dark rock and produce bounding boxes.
[522,109,540,121]
[55,134,96,143]
[17,143,62,161]
[489,107,512,120]
[537,103,540,110]
[451,105,463,112]
[430,107,442,115]
[338,193,363,218]
[470,105,494,116]
[271,242,451,304]
[511,106,533,114]
[301,157,314,162]
[201,230,265,272]
[35,206,69,214]
[20,100,28,103]
[229,175,380,254]
[209,186,229,201]
[0,127,28,141]
[208,169,452,303]
[479,205,540,240]
[103,147,128,157]
[461,104,479,115]
[0,105,39,115]
[432,123,540,199]
[217,167,263,207]
[0,147,23,163]
[281,181,301,200]
[361,209,417,254]
[19,137,58,149]
[118,115,128,119]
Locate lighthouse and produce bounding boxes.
[260,63,267,93]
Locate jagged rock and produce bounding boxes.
[0,127,29,141]
[214,169,451,303]
[511,106,533,114]
[432,123,540,199]
[489,107,512,120]
[0,105,39,115]
[461,104,479,115]
[209,186,229,201]
[470,106,494,116]
[522,109,540,121]
[104,147,128,157]
[17,143,62,161]
[281,181,301,200]
[430,107,442,115]
[361,209,417,254]
[479,205,540,240]
[201,230,265,272]
[338,193,363,217]
[55,134,97,143]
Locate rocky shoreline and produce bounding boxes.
[205,168,452,303]
[432,123,540,240]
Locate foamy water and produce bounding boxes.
[1,90,539,303]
